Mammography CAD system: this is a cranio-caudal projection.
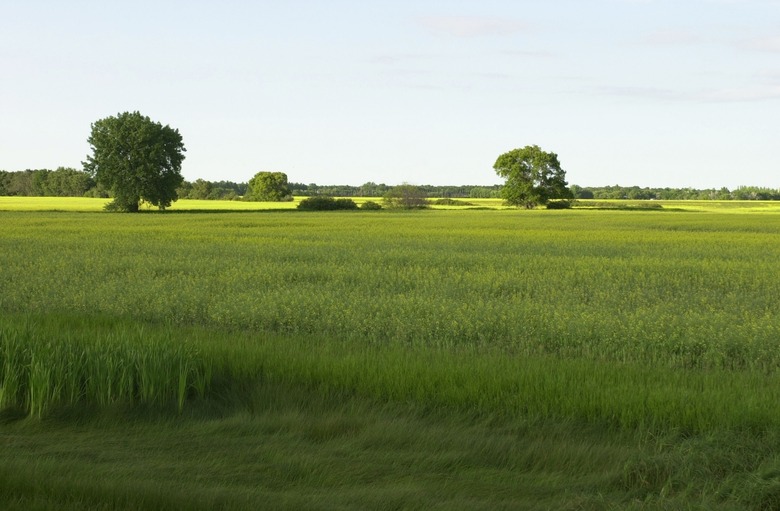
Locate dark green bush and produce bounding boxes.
[334,198,358,210]
[360,201,382,210]
[297,196,357,211]
[546,200,572,210]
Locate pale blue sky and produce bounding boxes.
[1,0,778,187]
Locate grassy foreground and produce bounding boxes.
[3,201,780,508]
[3,314,780,510]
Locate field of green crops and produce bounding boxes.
[2,199,780,509]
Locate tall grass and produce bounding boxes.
[4,311,780,434]
[2,210,779,370]
[2,208,780,430]
[0,317,211,416]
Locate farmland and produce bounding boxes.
[2,200,780,509]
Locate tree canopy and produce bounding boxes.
[246,171,292,202]
[493,145,572,209]
[83,111,185,212]
[383,184,429,209]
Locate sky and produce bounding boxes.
[1,0,779,188]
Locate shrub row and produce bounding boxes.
[297,196,382,211]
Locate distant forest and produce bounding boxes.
[2,168,779,201]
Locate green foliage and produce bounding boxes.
[580,184,780,200]
[187,178,215,200]
[83,111,185,212]
[468,186,501,199]
[357,181,389,196]
[359,200,382,210]
[335,198,358,210]
[49,167,95,196]
[383,183,429,209]
[82,182,111,198]
[246,171,292,202]
[545,199,572,209]
[177,179,246,200]
[297,196,358,210]
[570,184,594,199]
[494,145,573,208]
[4,170,36,195]
[0,168,94,197]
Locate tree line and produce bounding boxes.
[572,185,780,201]
[0,168,99,197]
[3,167,779,202]
[2,112,777,209]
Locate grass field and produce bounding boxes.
[2,199,780,509]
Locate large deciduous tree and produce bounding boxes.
[83,111,185,212]
[493,145,572,209]
[246,171,292,201]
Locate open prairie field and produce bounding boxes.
[2,201,780,509]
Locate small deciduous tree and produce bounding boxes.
[383,184,429,209]
[493,145,572,209]
[246,171,292,201]
[83,111,185,212]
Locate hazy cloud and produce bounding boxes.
[501,49,557,58]
[740,35,780,52]
[641,29,705,45]
[419,16,528,37]
[702,84,780,101]
[612,0,777,3]
[597,85,685,101]
[597,83,780,102]
[368,53,431,65]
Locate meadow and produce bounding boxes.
[2,199,780,509]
